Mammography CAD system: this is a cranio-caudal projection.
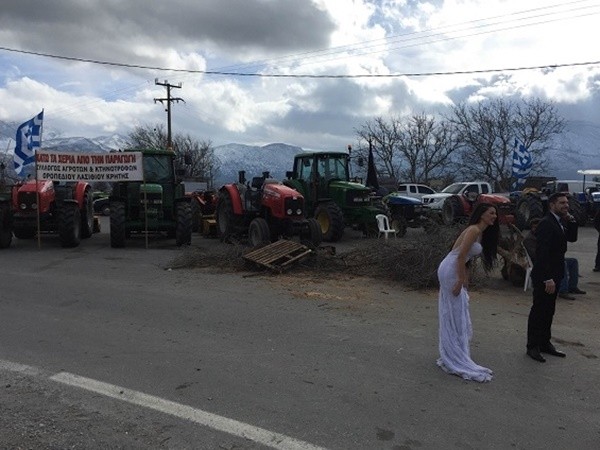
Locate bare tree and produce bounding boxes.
[397,113,460,184]
[447,98,565,190]
[355,114,459,184]
[355,116,402,179]
[127,124,219,186]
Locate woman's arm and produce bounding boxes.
[452,226,479,296]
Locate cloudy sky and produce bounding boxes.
[1,0,600,151]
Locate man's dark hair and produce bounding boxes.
[548,192,567,204]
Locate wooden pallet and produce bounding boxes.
[243,240,313,272]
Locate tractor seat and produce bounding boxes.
[251,177,264,190]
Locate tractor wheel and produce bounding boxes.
[303,218,323,248]
[0,205,12,249]
[442,196,464,225]
[81,189,94,239]
[13,228,35,239]
[391,217,408,237]
[58,203,81,248]
[175,202,192,246]
[191,198,201,233]
[568,196,586,226]
[216,191,242,242]
[248,217,271,247]
[314,201,344,242]
[515,195,544,230]
[110,201,126,248]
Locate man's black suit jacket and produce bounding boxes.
[531,212,578,284]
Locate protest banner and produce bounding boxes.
[35,151,144,182]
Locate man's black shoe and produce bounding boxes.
[527,347,546,363]
[558,292,575,300]
[541,343,566,358]
[593,267,600,272]
[569,288,586,294]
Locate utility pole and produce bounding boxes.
[154,79,184,151]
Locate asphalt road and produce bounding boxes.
[0,218,599,449]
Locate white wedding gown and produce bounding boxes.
[437,242,493,382]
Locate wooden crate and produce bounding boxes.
[243,240,312,272]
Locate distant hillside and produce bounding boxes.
[213,143,304,186]
[1,118,599,183]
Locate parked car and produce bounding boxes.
[395,183,436,201]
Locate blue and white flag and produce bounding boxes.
[512,138,532,189]
[14,110,44,176]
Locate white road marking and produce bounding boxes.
[0,359,41,376]
[49,371,328,450]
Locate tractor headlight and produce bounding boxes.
[287,208,293,215]
[20,203,27,210]
[296,208,302,215]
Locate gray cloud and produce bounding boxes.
[1,0,335,64]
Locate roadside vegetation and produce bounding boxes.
[168,224,496,290]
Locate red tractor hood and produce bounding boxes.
[262,182,303,200]
[15,179,54,194]
[478,193,511,204]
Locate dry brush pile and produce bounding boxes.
[168,224,495,290]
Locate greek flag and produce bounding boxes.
[14,110,44,176]
[512,138,532,189]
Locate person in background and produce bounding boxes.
[558,257,586,300]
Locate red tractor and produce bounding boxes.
[216,171,322,247]
[441,191,515,226]
[0,179,96,248]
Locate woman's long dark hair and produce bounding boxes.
[468,202,499,272]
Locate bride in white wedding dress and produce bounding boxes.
[437,203,499,382]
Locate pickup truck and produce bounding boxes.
[395,183,436,201]
[422,181,514,225]
[421,181,492,210]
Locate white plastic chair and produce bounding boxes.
[522,243,533,291]
[376,214,397,240]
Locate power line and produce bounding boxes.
[1,45,599,78]
[209,0,600,73]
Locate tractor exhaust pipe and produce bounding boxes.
[238,170,246,184]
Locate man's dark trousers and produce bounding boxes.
[527,281,558,349]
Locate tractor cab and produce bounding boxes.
[289,152,351,202]
[284,151,384,241]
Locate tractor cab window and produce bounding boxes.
[316,155,348,182]
[297,157,314,181]
[143,155,173,184]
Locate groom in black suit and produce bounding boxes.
[526,192,578,362]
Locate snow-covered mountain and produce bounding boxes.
[1,118,599,184]
[213,143,303,185]
[548,120,600,179]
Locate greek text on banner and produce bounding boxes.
[35,151,144,182]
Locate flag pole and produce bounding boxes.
[36,109,44,250]
[35,149,41,249]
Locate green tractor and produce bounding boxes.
[109,148,192,247]
[283,151,383,241]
